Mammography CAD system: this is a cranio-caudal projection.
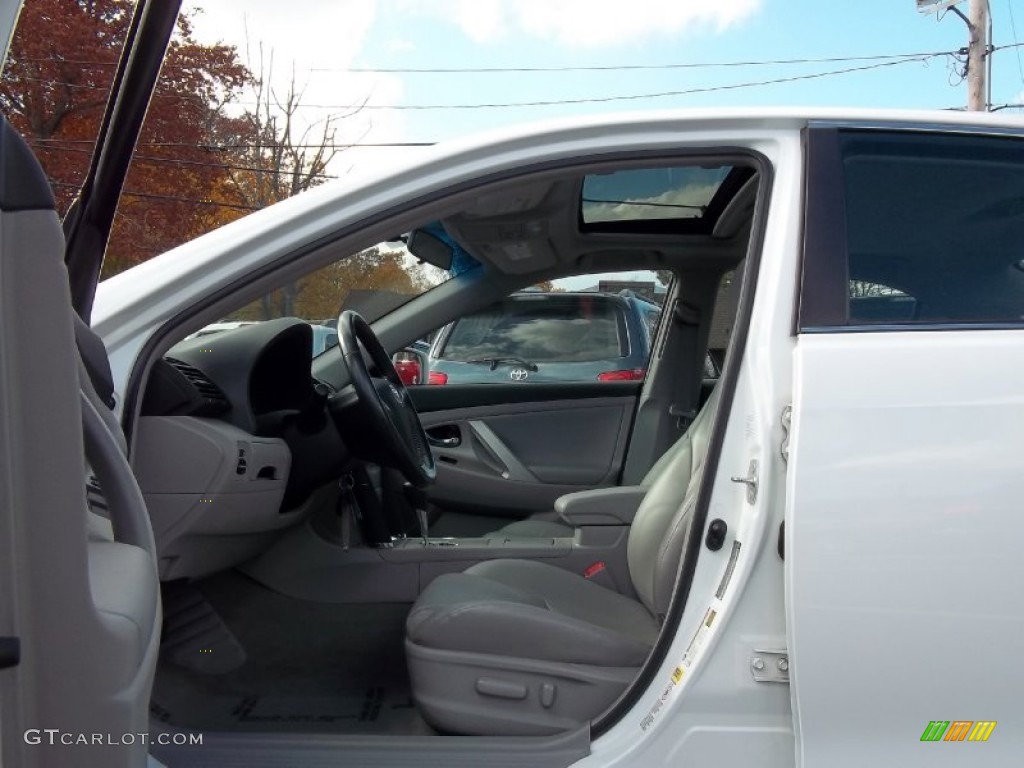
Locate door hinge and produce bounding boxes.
[750,649,789,683]
[780,405,792,464]
[730,459,758,504]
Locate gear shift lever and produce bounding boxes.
[403,483,430,545]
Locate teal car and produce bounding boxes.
[426,291,661,385]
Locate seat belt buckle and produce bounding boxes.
[583,561,617,590]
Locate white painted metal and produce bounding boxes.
[788,331,1024,766]
[576,129,804,768]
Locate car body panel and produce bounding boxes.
[788,331,1024,766]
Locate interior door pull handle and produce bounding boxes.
[429,436,460,448]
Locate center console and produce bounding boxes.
[242,484,648,604]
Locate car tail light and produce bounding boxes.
[596,368,645,382]
[427,371,449,385]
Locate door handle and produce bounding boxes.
[426,424,462,448]
[428,435,460,448]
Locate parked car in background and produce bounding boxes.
[393,339,431,385]
[426,291,661,385]
[310,324,339,357]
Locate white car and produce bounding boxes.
[1,4,1021,768]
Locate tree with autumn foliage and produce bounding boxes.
[0,0,251,275]
[233,246,440,323]
[1,1,435,322]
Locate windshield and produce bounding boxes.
[441,295,628,364]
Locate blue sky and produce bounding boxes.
[188,0,1024,167]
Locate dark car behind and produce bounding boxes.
[427,291,661,385]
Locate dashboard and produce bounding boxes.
[135,318,350,580]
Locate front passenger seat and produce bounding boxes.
[404,385,721,735]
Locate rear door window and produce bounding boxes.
[802,129,1024,329]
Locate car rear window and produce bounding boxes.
[440,295,628,363]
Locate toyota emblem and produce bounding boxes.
[510,368,529,381]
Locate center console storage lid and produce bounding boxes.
[555,485,647,526]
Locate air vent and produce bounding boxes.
[165,357,230,414]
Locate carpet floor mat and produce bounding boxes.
[151,679,428,734]
[151,571,433,735]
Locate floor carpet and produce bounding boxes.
[150,571,433,735]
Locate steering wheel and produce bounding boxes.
[337,310,436,488]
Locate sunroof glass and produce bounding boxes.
[581,166,734,224]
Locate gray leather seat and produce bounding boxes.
[405,385,720,735]
[489,413,710,539]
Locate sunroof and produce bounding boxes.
[581,165,735,227]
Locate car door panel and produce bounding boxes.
[412,385,638,517]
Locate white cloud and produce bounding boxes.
[332,73,417,177]
[186,1,379,70]
[386,38,417,53]
[453,0,506,43]
[408,0,761,47]
[184,1,417,178]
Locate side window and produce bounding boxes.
[848,281,917,322]
[421,272,667,385]
[839,131,1024,326]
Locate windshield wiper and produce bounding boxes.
[465,357,539,372]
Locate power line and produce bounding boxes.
[316,51,955,74]
[50,178,260,211]
[1007,0,1024,86]
[28,138,435,149]
[7,49,968,111]
[11,49,961,74]
[278,55,954,110]
[34,141,343,179]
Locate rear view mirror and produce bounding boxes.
[406,229,453,271]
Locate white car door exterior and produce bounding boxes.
[787,126,1024,767]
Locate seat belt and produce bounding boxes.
[73,312,117,409]
[668,299,704,433]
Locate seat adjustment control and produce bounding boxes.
[476,677,527,700]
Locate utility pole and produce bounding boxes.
[967,0,990,111]
[917,0,992,111]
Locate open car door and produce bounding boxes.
[1,2,180,766]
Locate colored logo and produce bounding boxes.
[920,721,996,742]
